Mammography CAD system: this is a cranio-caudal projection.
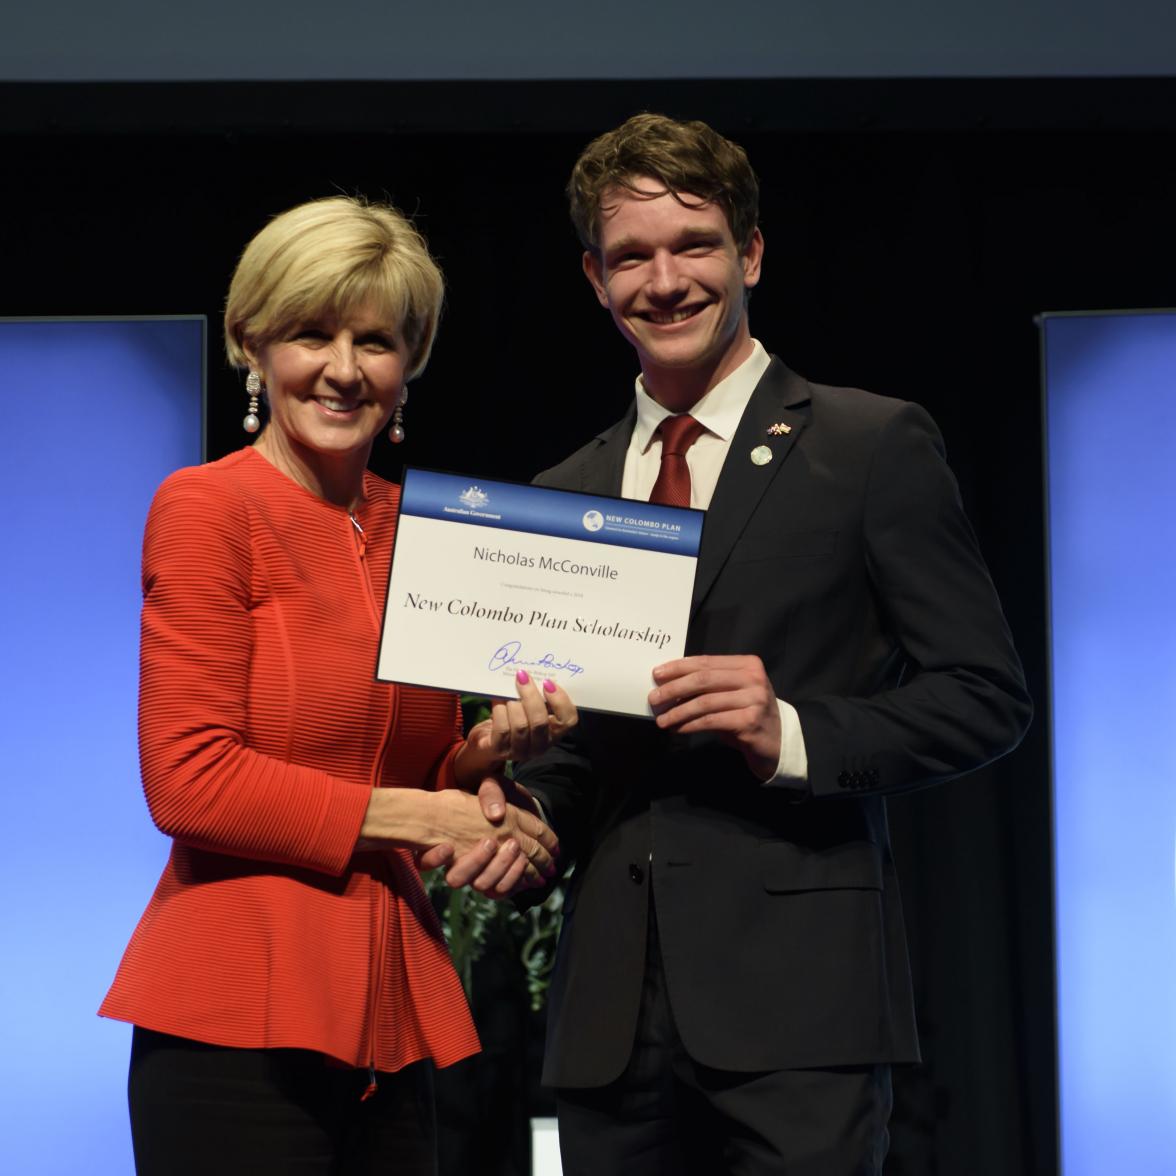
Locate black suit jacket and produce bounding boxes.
[518,358,1032,1088]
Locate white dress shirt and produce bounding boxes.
[621,340,809,784]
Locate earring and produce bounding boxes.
[388,388,407,444]
[243,370,262,434]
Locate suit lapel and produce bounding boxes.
[574,367,811,616]
[578,405,636,495]
[691,359,811,615]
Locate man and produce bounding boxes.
[469,113,1031,1174]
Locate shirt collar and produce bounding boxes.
[632,340,771,453]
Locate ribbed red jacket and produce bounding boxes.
[100,448,479,1071]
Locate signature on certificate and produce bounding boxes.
[488,640,585,677]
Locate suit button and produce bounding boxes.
[628,863,645,884]
[837,771,849,788]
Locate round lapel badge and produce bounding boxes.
[750,445,773,466]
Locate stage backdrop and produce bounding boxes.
[0,318,204,1175]
[3,0,1176,80]
[1042,310,1176,1175]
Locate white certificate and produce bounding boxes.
[376,469,703,717]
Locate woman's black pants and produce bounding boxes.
[128,1027,436,1176]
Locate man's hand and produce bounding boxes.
[648,654,781,781]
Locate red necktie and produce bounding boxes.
[649,414,706,507]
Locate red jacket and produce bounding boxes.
[100,448,479,1071]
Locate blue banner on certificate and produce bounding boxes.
[376,469,703,718]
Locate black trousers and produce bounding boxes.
[556,905,892,1176]
[128,1027,436,1176]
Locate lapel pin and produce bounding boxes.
[767,422,792,436]
[750,445,773,466]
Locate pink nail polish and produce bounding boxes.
[516,669,530,685]
[543,678,557,693]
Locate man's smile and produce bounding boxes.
[640,305,707,325]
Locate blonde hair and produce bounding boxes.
[224,196,444,380]
[569,113,759,256]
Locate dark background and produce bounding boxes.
[6,77,1175,1174]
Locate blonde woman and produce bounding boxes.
[101,197,572,1175]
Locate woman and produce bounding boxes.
[100,196,571,1175]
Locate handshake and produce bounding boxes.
[417,776,558,900]
[429,668,574,897]
[359,668,572,899]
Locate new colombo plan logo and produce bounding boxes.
[458,485,489,508]
[582,510,604,533]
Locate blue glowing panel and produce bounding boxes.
[0,319,203,1176]
[1044,311,1176,1176]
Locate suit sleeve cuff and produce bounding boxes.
[762,699,811,797]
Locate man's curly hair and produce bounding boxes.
[568,113,760,256]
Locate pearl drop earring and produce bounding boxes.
[243,370,262,434]
[389,388,407,444]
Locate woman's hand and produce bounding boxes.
[454,670,577,787]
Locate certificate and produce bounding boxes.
[376,469,703,717]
